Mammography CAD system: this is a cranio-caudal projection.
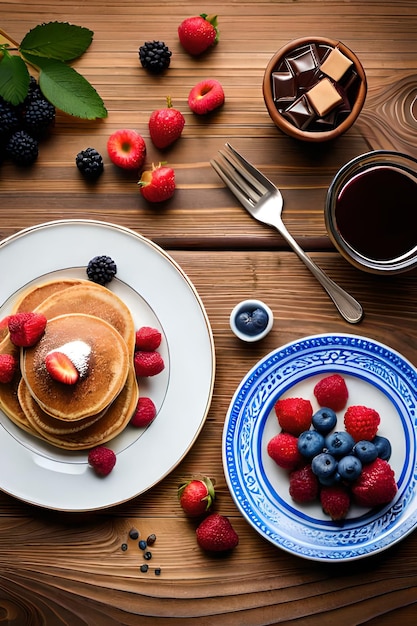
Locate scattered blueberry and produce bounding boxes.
[154,568,162,576]
[373,435,392,461]
[337,454,362,481]
[297,430,325,459]
[139,540,147,550]
[140,564,149,573]
[129,528,139,540]
[121,543,128,551]
[353,440,378,464]
[144,551,152,560]
[235,306,269,336]
[146,533,156,545]
[312,407,337,435]
[325,431,355,458]
[311,452,337,479]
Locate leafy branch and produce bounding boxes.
[0,22,107,119]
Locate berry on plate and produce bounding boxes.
[87,255,117,285]
[297,429,325,459]
[130,397,157,427]
[313,374,348,412]
[135,326,162,351]
[320,485,351,520]
[344,405,381,442]
[178,476,215,517]
[8,312,47,347]
[134,350,165,377]
[274,397,313,436]
[289,465,319,503]
[45,351,79,385]
[351,458,397,507]
[188,79,225,115]
[178,14,219,56]
[267,432,303,470]
[149,97,185,149]
[107,129,146,170]
[138,163,175,203]
[196,513,239,552]
[88,446,116,476]
[325,430,355,459]
[0,353,18,384]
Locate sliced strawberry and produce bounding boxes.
[45,351,79,385]
[8,312,47,347]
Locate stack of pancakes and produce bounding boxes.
[0,279,139,450]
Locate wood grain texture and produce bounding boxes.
[1,1,417,624]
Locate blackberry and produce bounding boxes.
[0,98,20,141]
[86,255,117,285]
[139,41,172,74]
[23,98,55,137]
[76,147,104,180]
[6,130,39,165]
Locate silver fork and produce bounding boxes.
[211,143,363,324]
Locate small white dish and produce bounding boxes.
[230,299,274,342]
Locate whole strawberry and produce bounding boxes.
[289,464,319,503]
[314,373,349,412]
[320,485,351,520]
[134,350,165,377]
[88,446,116,476]
[344,405,380,442]
[196,513,239,552]
[188,79,225,115]
[274,397,313,436]
[8,312,47,347]
[178,476,215,517]
[267,432,303,470]
[138,163,175,203]
[178,14,219,56]
[149,97,185,149]
[352,458,397,507]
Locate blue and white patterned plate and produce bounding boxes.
[223,334,417,561]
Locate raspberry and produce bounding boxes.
[351,458,397,507]
[6,130,38,165]
[344,405,380,442]
[88,446,116,476]
[0,353,18,383]
[314,374,348,412]
[86,255,117,285]
[274,397,313,436]
[130,397,157,427]
[139,41,172,74]
[267,432,303,470]
[76,147,104,180]
[134,351,165,377]
[8,312,47,347]
[135,326,162,351]
[289,465,319,503]
[320,485,351,520]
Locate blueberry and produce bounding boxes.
[311,452,338,479]
[297,430,325,459]
[129,528,139,540]
[353,440,378,464]
[312,407,337,435]
[235,306,268,336]
[325,431,355,458]
[373,435,392,461]
[337,455,362,481]
[121,543,128,551]
[318,471,341,487]
[144,551,152,560]
[140,564,149,573]
[139,540,147,550]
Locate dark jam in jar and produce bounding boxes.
[335,166,417,261]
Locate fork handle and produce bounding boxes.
[273,221,363,324]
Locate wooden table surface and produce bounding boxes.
[1,1,417,624]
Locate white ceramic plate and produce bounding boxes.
[0,220,215,511]
[223,334,417,561]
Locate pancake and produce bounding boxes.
[21,313,130,421]
[21,367,139,450]
[12,279,86,314]
[34,280,136,353]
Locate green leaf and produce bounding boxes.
[22,53,107,119]
[20,21,94,62]
[0,53,30,105]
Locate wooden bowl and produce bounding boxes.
[263,36,367,142]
